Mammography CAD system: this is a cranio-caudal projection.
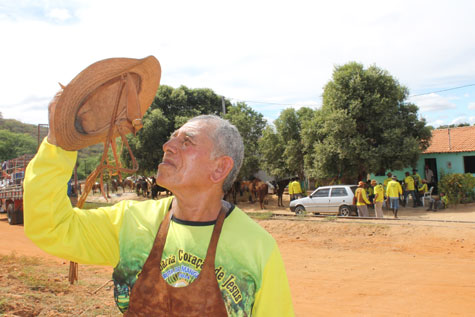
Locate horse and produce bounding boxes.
[240,180,255,203]
[135,177,149,197]
[274,179,291,207]
[225,181,241,205]
[92,182,101,195]
[240,179,268,208]
[253,180,269,210]
[150,176,170,199]
[111,179,125,193]
[123,177,135,191]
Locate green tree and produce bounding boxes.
[259,108,314,180]
[225,102,266,180]
[258,125,288,178]
[304,62,431,182]
[0,130,37,161]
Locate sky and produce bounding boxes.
[1,0,475,128]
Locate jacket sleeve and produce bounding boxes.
[252,244,295,316]
[363,190,371,204]
[23,138,127,266]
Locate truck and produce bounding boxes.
[0,154,35,225]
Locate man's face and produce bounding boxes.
[156,120,217,192]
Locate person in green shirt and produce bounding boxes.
[24,114,294,316]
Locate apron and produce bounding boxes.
[125,207,229,316]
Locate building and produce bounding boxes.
[372,126,475,187]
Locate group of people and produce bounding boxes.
[355,166,437,219]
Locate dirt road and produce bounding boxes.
[2,193,475,316]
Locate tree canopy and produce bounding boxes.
[225,102,266,180]
[259,108,313,180]
[0,130,37,161]
[302,62,431,182]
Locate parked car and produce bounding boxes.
[289,185,358,216]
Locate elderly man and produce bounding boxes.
[24,111,294,314]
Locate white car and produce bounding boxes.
[289,185,358,216]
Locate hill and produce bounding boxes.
[0,116,103,162]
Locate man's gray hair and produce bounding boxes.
[187,115,244,193]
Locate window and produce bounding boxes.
[313,188,330,197]
[331,188,348,197]
[464,156,475,173]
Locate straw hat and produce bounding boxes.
[52,56,161,151]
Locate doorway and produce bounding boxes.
[424,158,438,194]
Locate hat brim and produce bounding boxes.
[54,56,161,151]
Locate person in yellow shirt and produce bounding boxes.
[412,169,422,186]
[372,180,384,218]
[288,179,294,201]
[386,175,403,218]
[355,181,371,217]
[366,180,374,207]
[403,171,417,208]
[383,172,393,190]
[418,179,428,195]
[291,178,303,200]
[412,169,423,206]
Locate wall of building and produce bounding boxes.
[369,151,475,184]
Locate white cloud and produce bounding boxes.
[468,102,475,110]
[2,0,475,125]
[427,119,444,128]
[451,116,470,125]
[469,116,475,124]
[46,8,72,22]
[409,93,456,112]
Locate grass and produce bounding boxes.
[247,212,274,220]
[82,201,113,209]
[0,252,120,316]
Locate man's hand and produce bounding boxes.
[47,89,63,146]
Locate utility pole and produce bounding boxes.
[221,96,226,115]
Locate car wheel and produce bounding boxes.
[339,205,351,217]
[294,205,306,215]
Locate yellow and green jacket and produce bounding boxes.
[386,180,403,198]
[24,139,294,316]
[373,184,384,202]
[355,187,370,206]
[418,183,428,193]
[404,176,415,191]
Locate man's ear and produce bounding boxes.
[210,156,234,184]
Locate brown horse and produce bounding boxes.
[253,180,269,210]
[92,182,101,195]
[111,179,125,193]
[135,177,149,197]
[225,181,241,205]
[123,178,135,191]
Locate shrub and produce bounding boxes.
[438,173,475,206]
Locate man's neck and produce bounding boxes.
[171,191,223,222]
